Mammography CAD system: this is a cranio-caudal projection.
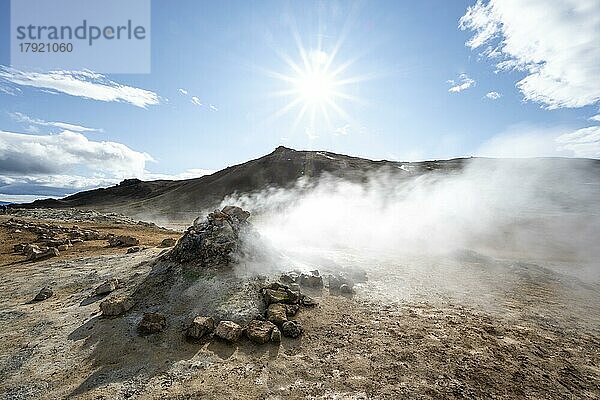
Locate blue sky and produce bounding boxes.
[0,0,599,201]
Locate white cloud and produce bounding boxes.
[477,125,600,159]
[0,66,159,108]
[178,88,188,95]
[485,91,502,100]
[144,168,215,181]
[305,126,318,140]
[556,126,600,158]
[447,73,475,93]
[0,130,152,177]
[334,124,351,136]
[459,0,600,109]
[191,96,202,106]
[9,112,102,133]
[209,104,219,112]
[589,114,600,122]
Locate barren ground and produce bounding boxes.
[0,211,599,399]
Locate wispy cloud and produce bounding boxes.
[478,124,600,159]
[0,66,159,108]
[334,124,351,136]
[447,73,475,93]
[485,91,502,100]
[178,88,188,95]
[144,168,215,181]
[191,96,202,106]
[460,0,600,109]
[9,112,102,133]
[209,104,219,112]
[589,114,600,122]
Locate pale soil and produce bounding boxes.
[0,212,599,399]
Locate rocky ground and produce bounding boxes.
[0,208,599,399]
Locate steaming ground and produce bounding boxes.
[1,157,599,398]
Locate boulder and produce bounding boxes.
[340,284,354,294]
[266,303,288,325]
[13,243,26,253]
[159,238,177,247]
[271,326,282,343]
[126,246,141,254]
[214,320,243,342]
[262,288,297,305]
[108,235,139,247]
[299,272,323,288]
[246,320,276,344]
[28,247,59,261]
[100,295,134,316]
[328,273,356,292]
[138,313,167,334]
[301,295,318,307]
[282,320,303,338]
[33,287,53,301]
[285,304,300,317]
[280,272,299,284]
[187,316,215,339]
[94,278,120,295]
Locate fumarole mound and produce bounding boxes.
[169,205,258,267]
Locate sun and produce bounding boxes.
[267,43,365,134]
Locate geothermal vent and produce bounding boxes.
[169,205,258,267]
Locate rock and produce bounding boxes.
[285,304,300,317]
[245,320,276,344]
[159,238,177,247]
[108,235,139,247]
[100,295,134,316]
[94,278,120,295]
[271,326,282,343]
[126,246,141,254]
[339,284,354,294]
[13,243,26,253]
[262,288,299,305]
[301,295,318,307]
[187,316,215,339]
[33,287,53,301]
[280,272,299,284]
[282,320,303,338]
[289,283,301,292]
[169,206,255,267]
[266,303,288,325]
[299,272,323,288]
[214,320,243,342]
[138,313,167,334]
[328,273,355,291]
[57,244,69,251]
[28,247,59,261]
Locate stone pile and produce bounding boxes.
[169,206,254,267]
[5,218,115,261]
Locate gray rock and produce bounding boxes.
[108,235,139,247]
[100,295,134,316]
[246,320,276,344]
[301,295,318,307]
[159,238,177,247]
[33,287,53,301]
[187,316,215,339]
[270,326,282,343]
[339,284,354,294]
[285,304,300,317]
[266,303,288,325]
[299,272,323,288]
[282,320,303,338]
[214,320,243,342]
[94,278,120,295]
[126,246,141,254]
[138,313,167,334]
